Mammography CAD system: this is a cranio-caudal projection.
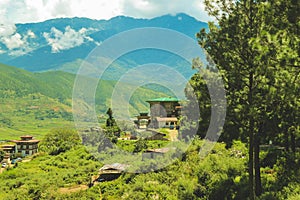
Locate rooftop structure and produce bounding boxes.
[146,97,180,102]
[146,97,181,128]
[1,144,16,154]
[135,112,151,129]
[11,135,39,156]
[98,163,129,181]
[143,147,175,159]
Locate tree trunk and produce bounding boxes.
[248,69,255,200]
[284,128,290,151]
[249,120,255,200]
[291,132,296,153]
[254,132,262,196]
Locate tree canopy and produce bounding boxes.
[39,127,81,155]
[191,0,299,198]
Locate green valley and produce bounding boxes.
[0,63,171,140]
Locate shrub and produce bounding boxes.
[39,127,81,155]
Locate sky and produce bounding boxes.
[0,0,212,24]
[0,0,212,56]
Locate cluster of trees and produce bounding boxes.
[0,116,13,128]
[184,0,299,199]
[34,109,73,121]
[39,128,81,155]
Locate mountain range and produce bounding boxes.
[0,13,208,79]
[0,13,207,138]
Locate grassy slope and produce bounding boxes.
[0,63,170,140]
[0,141,250,199]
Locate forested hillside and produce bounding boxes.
[0,63,171,139]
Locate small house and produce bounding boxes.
[1,144,16,154]
[11,135,40,156]
[98,163,129,181]
[135,112,151,129]
[146,97,181,128]
[142,147,173,159]
[145,129,168,140]
[154,117,178,129]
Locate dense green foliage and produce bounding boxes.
[0,146,101,199]
[0,136,244,199]
[39,128,81,155]
[187,0,299,199]
[2,136,299,199]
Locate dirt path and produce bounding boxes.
[59,185,89,194]
[168,129,178,141]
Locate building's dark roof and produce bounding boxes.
[20,135,33,139]
[139,112,149,116]
[99,163,129,172]
[147,97,179,102]
[137,116,151,120]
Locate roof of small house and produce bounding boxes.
[99,163,129,172]
[145,147,173,154]
[1,144,15,148]
[139,112,149,115]
[20,135,33,138]
[156,117,178,122]
[147,97,179,102]
[12,140,40,143]
[1,144,15,150]
[11,136,40,144]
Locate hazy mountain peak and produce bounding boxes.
[0,13,208,73]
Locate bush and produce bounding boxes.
[39,127,81,155]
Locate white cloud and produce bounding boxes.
[0,23,16,37]
[0,48,6,54]
[120,0,212,21]
[0,23,36,55]
[43,26,95,53]
[27,30,36,38]
[1,0,211,24]
[1,33,24,50]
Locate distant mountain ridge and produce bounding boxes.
[0,63,172,113]
[0,13,208,79]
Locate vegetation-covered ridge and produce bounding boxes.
[0,63,172,139]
